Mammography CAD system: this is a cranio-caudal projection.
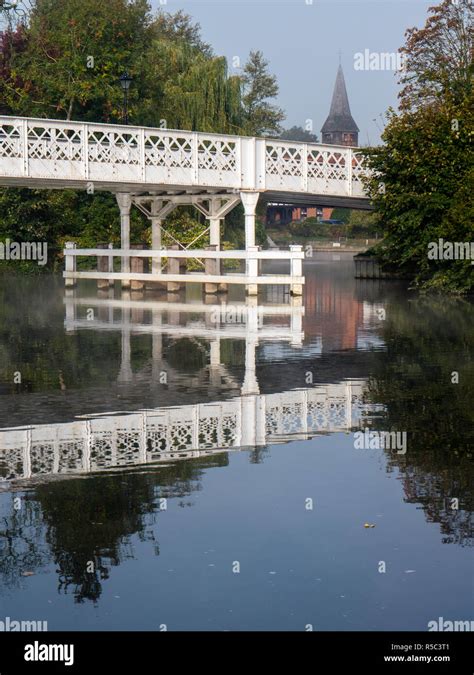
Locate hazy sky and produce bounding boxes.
[151,0,433,144]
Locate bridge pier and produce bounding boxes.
[63,190,304,296]
[116,193,132,289]
[241,191,260,296]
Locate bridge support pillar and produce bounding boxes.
[151,217,162,275]
[240,191,259,249]
[207,217,224,292]
[118,305,132,383]
[116,193,132,289]
[241,192,260,295]
[209,217,220,248]
[241,336,259,397]
[167,244,183,293]
[246,246,259,296]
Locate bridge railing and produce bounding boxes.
[0,382,369,482]
[0,116,368,197]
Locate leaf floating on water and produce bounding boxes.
[364,523,376,528]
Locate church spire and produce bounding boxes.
[321,64,359,146]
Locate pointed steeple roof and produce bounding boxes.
[321,65,359,134]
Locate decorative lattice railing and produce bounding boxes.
[0,382,376,482]
[0,116,368,198]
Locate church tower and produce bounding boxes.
[321,65,359,146]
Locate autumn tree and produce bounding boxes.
[363,0,474,293]
[399,0,473,111]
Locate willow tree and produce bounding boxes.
[163,53,242,134]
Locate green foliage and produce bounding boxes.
[0,2,284,258]
[346,210,378,237]
[157,208,207,249]
[138,39,243,133]
[363,99,473,292]
[288,217,334,238]
[362,0,474,294]
[280,126,318,143]
[329,208,351,224]
[241,50,285,136]
[4,0,151,121]
[223,202,266,248]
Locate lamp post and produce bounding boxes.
[0,0,26,19]
[119,72,133,125]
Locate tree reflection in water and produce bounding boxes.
[366,296,474,547]
[0,454,228,603]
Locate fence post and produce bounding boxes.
[97,243,113,289]
[64,242,76,288]
[167,244,182,293]
[130,244,149,291]
[204,245,218,294]
[289,244,303,296]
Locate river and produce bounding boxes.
[0,253,472,630]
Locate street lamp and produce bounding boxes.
[119,72,133,125]
[0,0,26,18]
[0,0,25,12]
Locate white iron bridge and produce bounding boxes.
[0,116,372,295]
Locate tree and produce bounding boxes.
[399,0,473,112]
[347,210,378,237]
[330,208,351,224]
[149,9,212,57]
[0,4,287,260]
[0,25,29,115]
[280,126,318,143]
[363,0,474,294]
[145,44,242,133]
[3,0,151,120]
[241,50,285,136]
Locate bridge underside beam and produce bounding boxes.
[262,192,373,211]
[0,177,371,210]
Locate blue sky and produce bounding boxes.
[151,0,433,143]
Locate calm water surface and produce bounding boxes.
[0,254,472,630]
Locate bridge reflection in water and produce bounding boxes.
[0,288,382,484]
